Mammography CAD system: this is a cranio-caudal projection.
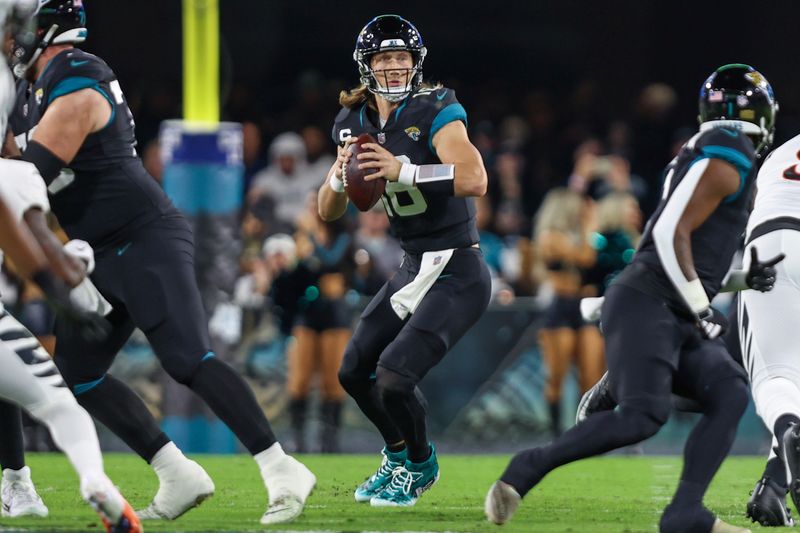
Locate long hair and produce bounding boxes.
[596,191,641,245]
[338,81,443,109]
[533,188,584,242]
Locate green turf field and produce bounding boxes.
[0,453,775,532]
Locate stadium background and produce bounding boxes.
[6,0,800,457]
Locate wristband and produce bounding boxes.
[415,164,455,196]
[329,174,345,193]
[684,278,711,315]
[399,163,417,186]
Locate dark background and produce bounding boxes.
[80,1,800,139]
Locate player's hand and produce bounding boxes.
[333,137,356,180]
[695,307,728,340]
[63,239,95,275]
[746,246,785,292]
[33,270,110,342]
[357,143,402,182]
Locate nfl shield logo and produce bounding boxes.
[377,132,386,144]
[433,256,442,266]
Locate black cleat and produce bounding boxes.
[575,371,616,424]
[783,423,800,517]
[746,476,793,527]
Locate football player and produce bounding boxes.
[8,1,314,525]
[738,116,800,526]
[318,14,491,507]
[0,3,140,531]
[485,64,778,533]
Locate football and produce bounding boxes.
[344,133,386,211]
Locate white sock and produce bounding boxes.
[3,466,31,481]
[150,442,186,476]
[30,398,105,487]
[253,442,286,473]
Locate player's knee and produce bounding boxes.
[163,351,211,385]
[25,387,78,424]
[375,366,416,404]
[617,403,668,441]
[707,375,749,417]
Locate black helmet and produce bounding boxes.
[12,0,86,77]
[353,14,426,102]
[698,63,778,157]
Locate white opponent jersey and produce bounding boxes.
[747,133,800,238]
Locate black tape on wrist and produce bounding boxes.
[414,164,455,196]
[22,141,66,185]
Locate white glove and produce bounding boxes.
[63,239,95,274]
[69,277,113,316]
[580,297,604,322]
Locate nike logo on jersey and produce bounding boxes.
[70,60,89,68]
[117,242,132,256]
[436,90,448,101]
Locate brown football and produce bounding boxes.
[344,133,387,212]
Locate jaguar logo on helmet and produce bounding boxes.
[698,63,778,158]
[353,14,427,103]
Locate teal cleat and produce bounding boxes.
[370,445,439,507]
[354,447,407,503]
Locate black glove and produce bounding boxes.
[32,270,109,342]
[746,246,785,292]
[696,307,728,340]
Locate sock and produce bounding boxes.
[764,456,788,489]
[0,400,25,471]
[671,378,748,512]
[254,442,286,473]
[500,405,665,497]
[151,442,186,476]
[188,358,277,455]
[386,441,406,454]
[29,397,105,487]
[75,374,169,462]
[377,370,431,463]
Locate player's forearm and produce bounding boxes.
[318,177,348,221]
[453,162,487,197]
[0,201,48,278]
[23,209,85,287]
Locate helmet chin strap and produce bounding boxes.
[13,22,57,78]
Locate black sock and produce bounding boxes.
[377,369,430,463]
[775,413,800,445]
[671,378,748,511]
[75,374,169,462]
[319,400,342,453]
[764,456,788,489]
[500,406,665,497]
[386,441,406,453]
[0,400,24,471]
[288,398,307,453]
[188,357,277,455]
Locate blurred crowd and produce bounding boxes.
[0,74,707,451]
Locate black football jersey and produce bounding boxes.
[332,87,478,254]
[615,127,757,310]
[9,48,176,248]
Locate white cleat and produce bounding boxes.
[136,457,214,520]
[1,466,49,518]
[260,455,316,525]
[485,480,521,525]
